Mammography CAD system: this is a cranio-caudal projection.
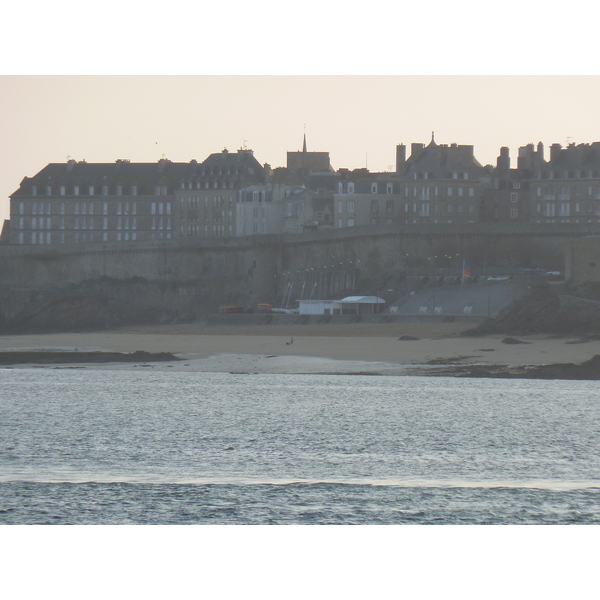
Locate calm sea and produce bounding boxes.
[1,369,599,524]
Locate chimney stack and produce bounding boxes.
[396,144,406,175]
[496,147,510,172]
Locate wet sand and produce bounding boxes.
[1,322,599,375]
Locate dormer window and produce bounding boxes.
[74,185,79,195]
[31,185,37,196]
[348,182,355,193]
[387,183,393,194]
[371,183,378,194]
[102,186,108,196]
[46,186,52,195]
[89,186,94,195]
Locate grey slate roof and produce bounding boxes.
[401,139,485,181]
[11,150,266,197]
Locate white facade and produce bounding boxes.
[298,296,385,315]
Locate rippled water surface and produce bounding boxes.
[1,369,599,524]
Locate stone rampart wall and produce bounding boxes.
[0,223,598,325]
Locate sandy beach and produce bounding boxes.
[1,321,599,375]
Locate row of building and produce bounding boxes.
[5,134,600,246]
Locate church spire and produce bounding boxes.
[302,125,307,153]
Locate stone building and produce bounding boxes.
[235,183,285,236]
[9,149,267,245]
[527,142,600,223]
[334,169,401,229]
[396,135,489,224]
[481,146,531,223]
[173,149,267,239]
[9,158,188,245]
[481,141,600,225]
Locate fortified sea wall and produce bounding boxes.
[0,222,598,330]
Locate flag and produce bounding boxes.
[462,260,471,278]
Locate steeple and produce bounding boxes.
[302,126,307,153]
[427,131,437,148]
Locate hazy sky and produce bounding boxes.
[2,1,600,226]
[2,75,600,224]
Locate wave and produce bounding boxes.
[1,476,599,491]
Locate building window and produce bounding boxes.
[387,183,393,194]
[347,182,354,193]
[386,200,393,214]
[117,186,122,196]
[347,218,355,227]
[510,207,518,218]
[89,186,94,195]
[458,187,463,197]
[131,186,137,196]
[469,187,474,197]
[371,183,378,194]
[46,186,52,195]
[60,186,65,195]
[513,182,521,189]
[447,187,453,196]
[74,186,79,196]
[371,200,378,213]
[511,193,518,203]
[337,218,343,228]
[32,186,37,196]
[347,200,355,214]
[102,186,108,196]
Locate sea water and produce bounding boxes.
[0,369,599,524]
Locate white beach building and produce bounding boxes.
[297,296,385,315]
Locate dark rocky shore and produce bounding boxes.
[426,354,600,380]
[0,350,181,366]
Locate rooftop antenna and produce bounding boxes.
[243,140,249,150]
